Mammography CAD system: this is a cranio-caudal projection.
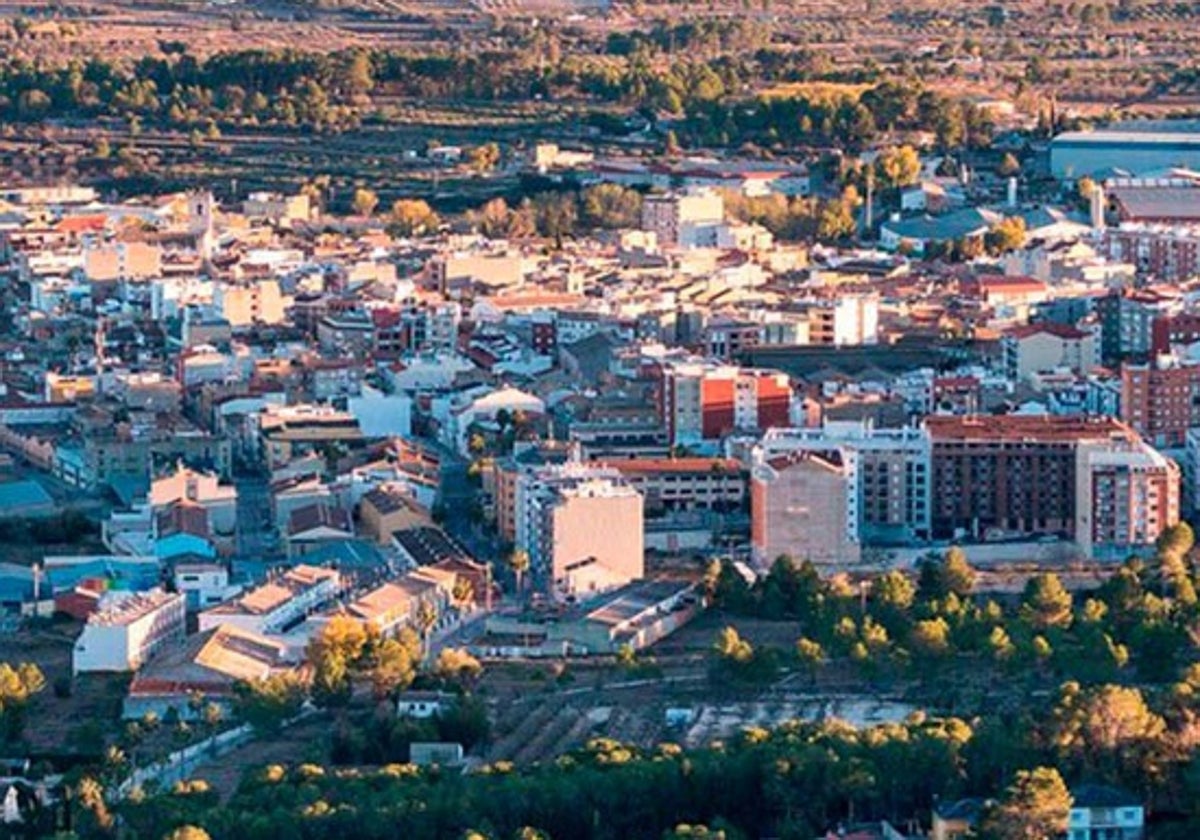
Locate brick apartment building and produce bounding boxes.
[926,415,1139,541]
[656,360,793,446]
[1120,356,1200,448]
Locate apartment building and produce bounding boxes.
[213,280,286,327]
[1096,288,1180,363]
[198,564,341,635]
[514,463,644,598]
[1120,355,1200,448]
[72,589,187,674]
[926,415,1138,541]
[640,189,724,248]
[656,359,793,446]
[150,464,238,536]
[609,458,747,515]
[755,422,932,545]
[1002,323,1100,381]
[1076,439,1180,559]
[750,449,860,568]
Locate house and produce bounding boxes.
[396,690,454,719]
[931,798,985,840]
[1069,784,1143,840]
[359,485,432,544]
[199,564,341,635]
[286,503,355,557]
[174,562,241,610]
[123,624,299,720]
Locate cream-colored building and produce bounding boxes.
[72,589,187,674]
[1075,439,1180,560]
[214,279,286,327]
[83,241,162,282]
[516,465,644,599]
[750,449,861,568]
[150,464,239,536]
[242,191,312,224]
[1002,323,1100,381]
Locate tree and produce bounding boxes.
[581,183,643,229]
[997,153,1020,177]
[353,188,379,218]
[389,199,439,236]
[233,673,306,733]
[985,216,1026,254]
[918,547,975,600]
[714,626,754,664]
[509,548,530,597]
[0,662,45,742]
[416,600,439,658]
[1021,573,1073,630]
[1050,682,1166,775]
[978,767,1071,840]
[795,637,824,685]
[874,145,921,188]
[909,617,952,660]
[873,570,915,612]
[468,142,501,173]
[434,647,483,686]
[164,828,212,840]
[1157,521,1195,559]
[368,631,420,699]
[308,616,369,706]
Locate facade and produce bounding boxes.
[926,415,1138,542]
[515,464,644,598]
[657,360,793,446]
[72,589,187,674]
[198,564,341,635]
[806,295,880,346]
[150,465,238,536]
[1002,324,1100,382]
[609,458,747,514]
[1103,226,1200,283]
[750,449,860,568]
[640,189,724,248]
[1096,288,1179,363]
[1120,356,1200,448]
[755,422,932,545]
[1068,785,1144,840]
[1075,440,1180,559]
[214,280,286,327]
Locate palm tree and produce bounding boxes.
[509,549,530,599]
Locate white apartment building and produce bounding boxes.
[72,589,187,674]
[754,421,932,544]
[1075,439,1180,560]
[198,564,341,635]
[805,294,880,346]
[174,562,242,610]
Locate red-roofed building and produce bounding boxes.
[962,275,1048,307]
[1001,322,1099,381]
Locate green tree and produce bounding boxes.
[233,673,306,733]
[795,637,824,685]
[985,216,1027,254]
[714,626,754,664]
[978,767,1072,840]
[581,183,644,229]
[164,827,212,840]
[1021,573,1073,630]
[874,145,921,188]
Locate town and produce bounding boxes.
[2,1,1200,838]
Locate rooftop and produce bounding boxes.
[86,589,182,627]
[926,414,1133,443]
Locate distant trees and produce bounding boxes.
[581,184,643,229]
[978,767,1072,840]
[352,187,379,218]
[232,673,305,734]
[388,199,439,237]
[0,662,45,742]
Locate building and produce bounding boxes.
[806,295,880,346]
[72,589,187,674]
[750,448,860,568]
[149,465,238,537]
[1096,288,1180,363]
[657,359,793,447]
[124,624,297,721]
[926,415,1139,542]
[755,422,932,545]
[515,464,644,598]
[213,280,286,327]
[1002,324,1100,382]
[359,485,432,544]
[198,565,341,636]
[1069,784,1144,840]
[174,562,240,610]
[1051,129,1200,177]
[1119,355,1200,448]
[609,458,747,515]
[641,189,724,248]
[1076,439,1180,559]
